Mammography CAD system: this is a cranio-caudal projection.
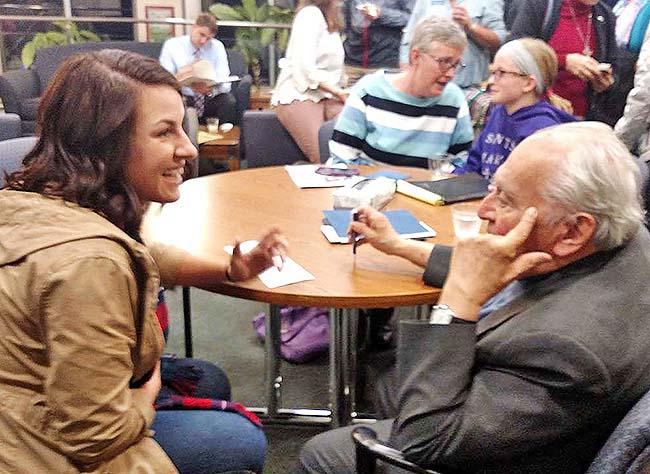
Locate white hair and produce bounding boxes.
[532,122,645,250]
[410,16,467,54]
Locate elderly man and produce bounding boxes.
[159,13,237,125]
[299,122,650,473]
[330,16,474,167]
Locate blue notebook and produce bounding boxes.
[321,209,436,243]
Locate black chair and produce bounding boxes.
[352,388,650,474]
[318,118,336,163]
[241,110,306,168]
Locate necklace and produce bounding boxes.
[568,2,594,56]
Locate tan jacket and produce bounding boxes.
[0,190,177,473]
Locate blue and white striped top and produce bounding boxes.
[329,70,474,167]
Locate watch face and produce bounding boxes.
[429,305,455,324]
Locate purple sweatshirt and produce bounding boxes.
[456,101,576,180]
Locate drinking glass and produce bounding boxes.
[451,203,482,239]
[427,153,453,180]
[206,117,220,134]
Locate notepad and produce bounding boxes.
[403,174,490,204]
[321,209,436,243]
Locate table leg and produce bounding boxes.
[265,304,283,417]
[182,287,193,358]
[329,308,359,427]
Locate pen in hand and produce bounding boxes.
[351,210,361,255]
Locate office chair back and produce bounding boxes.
[0,136,37,188]
[318,119,336,163]
[242,110,306,168]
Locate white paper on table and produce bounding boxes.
[284,164,365,188]
[224,240,315,289]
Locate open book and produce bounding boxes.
[176,60,240,88]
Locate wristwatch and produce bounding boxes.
[429,304,474,325]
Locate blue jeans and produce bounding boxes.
[153,410,267,473]
[153,358,266,473]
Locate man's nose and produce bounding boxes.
[477,192,495,221]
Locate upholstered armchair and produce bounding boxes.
[0,42,252,135]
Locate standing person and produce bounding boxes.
[271,0,347,164]
[299,121,650,474]
[509,0,618,124]
[344,0,414,85]
[0,50,287,473]
[160,13,237,125]
[399,0,507,90]
[330,16,474,167]
[616,25,650,161]
[455,38,575,180]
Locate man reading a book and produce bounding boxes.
[160,13,237,125]
[298,122,650,473]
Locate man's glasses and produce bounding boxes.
[488,65,529,80]
[421,51,466,72]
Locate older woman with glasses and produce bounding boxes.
[329,15,474,167]
[454,38,576,180]
[399,0,507,90]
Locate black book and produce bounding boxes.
[407,174,490,204]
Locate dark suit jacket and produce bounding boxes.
[390,229,650,473]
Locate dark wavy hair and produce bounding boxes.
[7,49,181,240]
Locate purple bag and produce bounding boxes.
[252,306,329,363]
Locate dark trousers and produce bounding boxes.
[202,92,238,125]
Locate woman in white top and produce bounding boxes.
[271,0,347,163]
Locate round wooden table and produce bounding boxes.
[146,165,461,426]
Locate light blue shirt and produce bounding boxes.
[159,35,231,96]
[399,0,507,89]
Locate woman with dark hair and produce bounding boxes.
[0,49,285,473]
[509,0,618,124]
[271,0,347,163]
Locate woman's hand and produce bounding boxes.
[228,227,288,281]
[590,70,614,93]
[565,53,601,81]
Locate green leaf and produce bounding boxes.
[45,31,67,44]
[256,3,269,22]
[241,0,258,21]
[277,29,289,52]
[260,28,275,46]
[21,42,36,67]
[209,4,245,21]
[79,30,101,42]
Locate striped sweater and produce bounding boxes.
[330,70,474,168]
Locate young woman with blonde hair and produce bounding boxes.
[455,38,575,179]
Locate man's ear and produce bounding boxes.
[409,48,420,67]
[552,212,597,257]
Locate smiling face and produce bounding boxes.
[409,41,464,97]
[488,53,536,108]
[126,85,197,203]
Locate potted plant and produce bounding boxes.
[21,21,101,67]
[210,0,293,87]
